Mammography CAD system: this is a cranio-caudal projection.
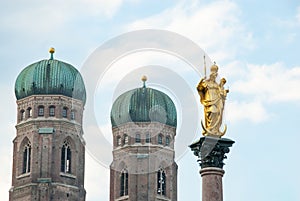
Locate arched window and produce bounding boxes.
[146,133,151,143]
[70,110,75,120]
[120,169,128,197]
[27,107,32,118]
[38,106,44,116]
[117,136,122,146]
[49,106,55,117]
[20,110,25,121]
[62,107,68,118]
[135,133,141,143]
[124,134,129,145]
[166,136,170,146]
[61,140,71,173]
[22,142,31,174]
[157,169,166,196]
[158,134,163,145]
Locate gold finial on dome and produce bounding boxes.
[141,75,147,88]
[49,47,55,60]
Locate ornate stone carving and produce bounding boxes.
[189,137,234,169]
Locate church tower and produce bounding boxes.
[9,48,86,201]
[110,77,178,201]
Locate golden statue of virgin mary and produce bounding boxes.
[197,62,229,137]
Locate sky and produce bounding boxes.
[1,0,300,200]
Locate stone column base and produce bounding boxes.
[200,167,224,201]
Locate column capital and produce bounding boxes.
[189,136,234,169]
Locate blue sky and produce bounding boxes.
[1,0,300,200]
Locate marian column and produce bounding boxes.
[190,61,234,201]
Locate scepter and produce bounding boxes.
[203,55,207,79]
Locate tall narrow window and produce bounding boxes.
[166,136,170,146]
[120,170,128,197]
[49,106,55,117]
[27,107,32,118]
[71,110,75,120]
[157,169,166,196]
[61,140,71,173]
[124,134,129,145]
[117,136,122,146]
[38,106,44,116]
[22,142,31,174]
[158,134,163,145]
[146,133,151,143]
[20,110,25,121]
[135,133,141,143]
[62,107,68,118]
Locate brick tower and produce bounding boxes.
[9,48,86,201]
[109,77,178,201]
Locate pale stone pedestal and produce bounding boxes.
[200,167,224,201]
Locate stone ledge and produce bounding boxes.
[116,195,129,201]
[60,172,77,179]
[16,172,30,179]
[156,195,171,201]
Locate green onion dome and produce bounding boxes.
[15,48,86,105]
[111,79,177,128]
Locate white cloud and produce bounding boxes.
[296,6,300,24]
[226,100,270,124]
[231,62,300,103]
[218,61,300,124]
[76,0,124,18]
[126,0,255,62]
[274,6,300,29]
[1,0,126,36]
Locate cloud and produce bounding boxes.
[226,100,270,124]
[126,0,255,62]
[219,61,300,124]
[231,62,300,103]
[274,5,300,29]
[296,6,300,24]
[1,0,126,37]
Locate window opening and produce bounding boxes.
[135,133,141,143]
[49,106,55,117]
[22,142,31,174]
[61,140,71,173]
[157,169,166,196]
[71,110,75,120]
[62,107,68,118]
[38,106,44,116]
[20,110,25,121]
[120,170,128,197]
[117,136,122,146]
[146,133,151,143]
[166,136,170,146]
[27,107,32,118]
[158,134,163,145]
[124,134,129,145]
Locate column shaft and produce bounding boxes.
[200,167,224,201]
